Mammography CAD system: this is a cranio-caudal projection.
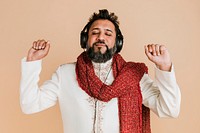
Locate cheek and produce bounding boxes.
[87,37,94,47]
[108,38,116,48]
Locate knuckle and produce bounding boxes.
[155,44,160,48]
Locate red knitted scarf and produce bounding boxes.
[76,52,151,133]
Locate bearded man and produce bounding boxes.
[20,9,181,133]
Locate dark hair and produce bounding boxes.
[80,9,123,53]
[86,9,120,34]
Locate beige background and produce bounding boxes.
[0,0,200,133]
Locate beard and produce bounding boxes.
[87,44,117,63]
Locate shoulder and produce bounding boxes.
[58,62,76,71]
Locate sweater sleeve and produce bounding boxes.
[140,65,181,118]
[20,58,61,114]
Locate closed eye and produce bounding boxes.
[92,32,99,35]
[105,33,112,36]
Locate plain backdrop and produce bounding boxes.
[0,0,200,133]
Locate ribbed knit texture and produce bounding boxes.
[76,52,151,133]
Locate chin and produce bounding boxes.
[94,48,106,54]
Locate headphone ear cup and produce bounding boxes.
[80,31,88,49]
[115,35,123,53]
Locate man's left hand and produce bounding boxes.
[145,44,172,71]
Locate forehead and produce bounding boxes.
[89,19,115,32]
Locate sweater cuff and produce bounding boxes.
[155,65,177,84]
[21,57,42,75]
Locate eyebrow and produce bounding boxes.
[91,28,113,33]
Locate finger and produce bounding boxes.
[34,40,40,50]
[34,39,46,50]
[147,44,153,53]
[147,44,156,56]
[160,45,167,55]
[144,45,153,60]
[41,41,46,49]
[151,44,157,56]
[32,41,37,50]
[43,41,50,53]
[155,44,160,56]
[38,39,46,49]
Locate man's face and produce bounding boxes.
[87,19,116,54]
[86,19,117,63]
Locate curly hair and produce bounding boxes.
[85,9,120,33]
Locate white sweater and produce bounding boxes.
[20,58,181,133]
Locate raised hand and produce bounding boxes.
[27,39,50,61]
[145,44,172,71]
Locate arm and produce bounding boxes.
[20,58,61,114]
[141,44,181,117]
[20,40,60,114]
[140,66,181,118]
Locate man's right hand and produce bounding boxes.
[27,39,50,61]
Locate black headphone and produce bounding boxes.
[80,21,124,53]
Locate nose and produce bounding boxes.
[96,32,105,42]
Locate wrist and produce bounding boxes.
[26,56,38,62]
[156,62,172,72]
[26,57,33,62]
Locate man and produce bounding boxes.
[20,9,181,133]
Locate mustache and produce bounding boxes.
[93,40,106,46]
